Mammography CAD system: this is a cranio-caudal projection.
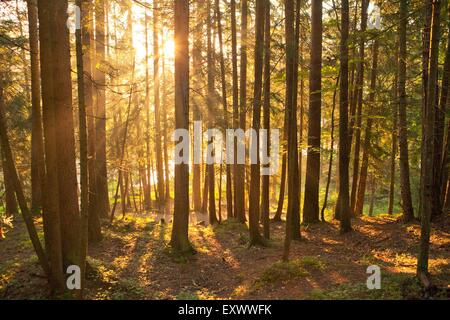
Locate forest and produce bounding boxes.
[0,0,449,300]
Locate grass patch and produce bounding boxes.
[253,256,325,289]
[308,272,423,300]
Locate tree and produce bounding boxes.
[27,0,44,215]
[235,0,248,223]
[248,0,266,246]
[94,0,110,219]
[154,0,165,207]
[82,0,102,243]
[170,0,193,253]
[354,39,379,217]
[231,0,239,220]
[215,0,233,220]
[206,0,218,225]
[261,0,271,239]
[398,0,414,222]
[303,0,322,224]
[418,0,441,277]
[192,0,205,212]
[338,0,351,233]
[388,47,398,216]
[74,0,90,296]
[349,0,368,214]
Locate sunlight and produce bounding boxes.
[163,38,175,60]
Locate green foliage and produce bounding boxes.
[254,256,326,289]
[308,273,422,300]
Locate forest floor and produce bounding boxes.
[1,208,449,300]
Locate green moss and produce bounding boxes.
[254,256,325,289]
[307,273,422,300]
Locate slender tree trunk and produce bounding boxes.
[27,0,45,215]
[235,0,247,223]
[74,0,90,296]
[82,0,102,243]
[206,0,218,225]
[192,0,204,212]
[261,0,271,239]
[321,73,339,222]
[153,0,165,207]
[144,4,151,210]
[338,0,351,233]
[398,0,415,222]
[418,0,441,277]
[231,0,239,220]
[162,51,170,202]
[94,0,110,219]
[354,39,379,217]
[248,0,266,246]
[170,0,193,253]
[215,0,233,220]
[303,0,322,223]
[420,0,432,220]
[1,148,17,216]
[349,0,368,215]
[388,54,398,216]
[368,174,376,217]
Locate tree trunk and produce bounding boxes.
[27,0,45,215]
[235,0,247,223]
[231,0,239,220]
[51,0,81,268]
[354,39,379,217]
[418,0,441,277]
[398,0,415,222]
[349,0,368,215]
[215,0,233,220]
[153,0,165,207]
[192,0,204,212]
[1,148,18,216]
[261,0,271,239]
[303,0,322,223]
[82,0,102,243]
[74,0,90,296]
[94,0,110,219]
[338,0,351,233]
[321,73,339,222]
[36,0,65,291]
[170,0,193,253]
[206,0,218,225]
[248,0,266,246]
[144,4,152,210]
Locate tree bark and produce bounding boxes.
[170,0,193,253]
[349,0,368,215]
[27,0,45,215]
[94,0,110,219]
[235,0,247,223]
[303,0,322,223]
[354,39,379,217]
[398,0,415,222]
[215,0,233,220]
[418,0,441,276]
[154,0,165,207]
[338,0,351,233]
[248,0,266,246]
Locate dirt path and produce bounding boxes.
[1,213,449,299]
